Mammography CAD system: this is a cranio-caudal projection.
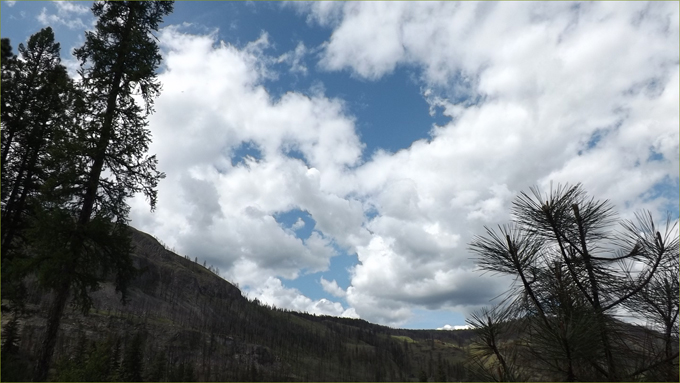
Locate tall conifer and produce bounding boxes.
[32,2,173,380]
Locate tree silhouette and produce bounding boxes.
[31,2,173,380]
[0,27,77,314]
[468,183,679,381]
[120,333,145,382]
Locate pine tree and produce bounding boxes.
[32,2,173,380]
[0,315,30,381]
[0,314,26,381]
[184,362,197,382]
[0,314,20,355]
[120,333,145,382]
[109,337,123,381]
[0,27,76,313]
[82,338,116,381]
[147,350,168,382]
[169,362,185,382]
[419,369,429,382]
[1,37,13,67]
[468,183,679,381]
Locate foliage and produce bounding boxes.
[1,314,31,382]
[10,2,175,380]
[120,333,145,382]
[468,183,679,381]
[146,349,168,382]
[0,27,77,314]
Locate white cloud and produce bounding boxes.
[277,41,308,75]
[437,324,471,331]
[5,1,16,7]
[320,277,346,297]
[37,1,91,30]
[53,1,88,15]
[290,217,305,231]
[130,1,678,327]
[294,1,677,325]
[235,271,357,318]
[129,25,363,289]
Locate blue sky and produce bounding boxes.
[2,1,678,329]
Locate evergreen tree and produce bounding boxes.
[0,314,20,355]
[1,37,13,66]
[468,183,679,381]
[169,362,185,382]
[109,337,123,381]
[32,2,173,380]
[0,314,28,381]
[120,333,145,382]
[0,27,76,313]
[184,362,197,382]
[147,350,168,382]
[436,354,447,382]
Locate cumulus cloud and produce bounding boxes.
[37,1,91,30]
[290,1,677,325]
[320,277,346,297]
[246,275,357,318]
[129,25,366,316]
[5,1,16,7]
[129,2,678,327]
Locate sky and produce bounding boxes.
[1,1,678,329]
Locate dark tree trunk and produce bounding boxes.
[32,280,69,382]
[31,6,139,380]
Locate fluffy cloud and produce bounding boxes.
[37,1,91,30]
[129,25,366,317]
[235,270,357,318]
[130,2,678,327]
[320,277,346,298]
[294,1,677,325]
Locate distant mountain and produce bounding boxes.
[3,226,476,382]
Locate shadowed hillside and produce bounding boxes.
[1,226,475,382]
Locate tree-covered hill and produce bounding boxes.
[1,226,475,382]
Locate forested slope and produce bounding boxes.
[1,226,474,382]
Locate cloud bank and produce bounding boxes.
[130,2,679,327]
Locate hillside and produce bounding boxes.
[2,226,476,382]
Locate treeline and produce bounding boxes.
[3,223,476,382]
[1,1,174,381]
[2,219,478,381]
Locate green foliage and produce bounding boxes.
[146,350,167,382]
[168,361,197,382]
[3,224,481,382]
[1,27,77,313]
[1,314,20,355]
[468,183,680,381]
[28,208,137,312]
[1,37,13,64]
[53,335,122,382]
[7,2,176,380]
[120,333,145,382]
[0,314,31,382]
